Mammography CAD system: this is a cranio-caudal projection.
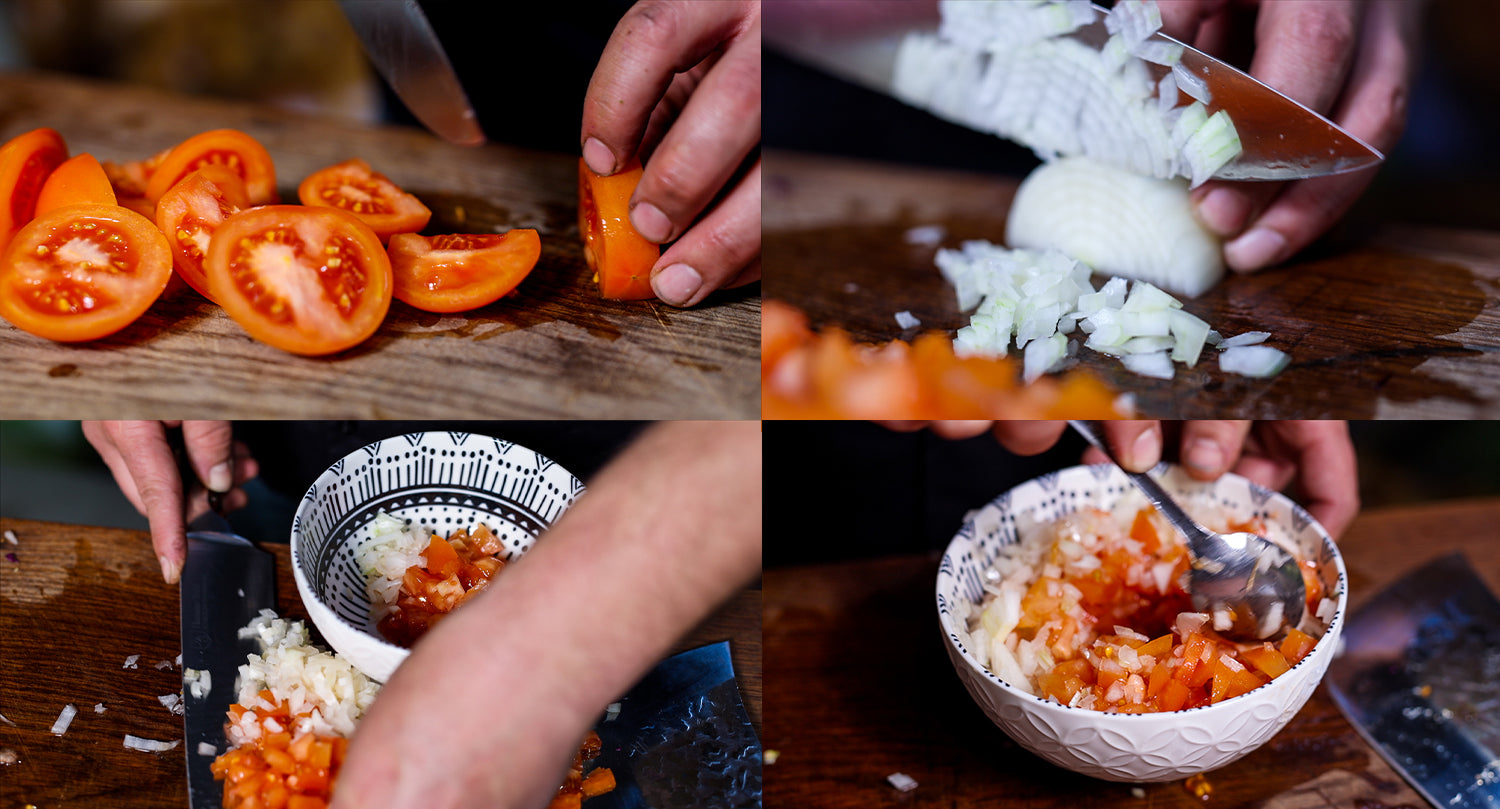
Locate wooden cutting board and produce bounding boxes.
[0,518,761,807]
[764,149,1500,418]
[763,497,1500,809]
[0,73,759,419]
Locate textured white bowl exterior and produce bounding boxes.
[937,464,1347,782]
[291,432,584,682]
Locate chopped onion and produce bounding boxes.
[1121,350,1174,380]
[3,529,16,544]
[0,713,15,727]
[1220,345,1290,377]
[123,735,180,753]
[50,704,77,736]
[1217,330,1271,349]
[154,659,172,670]
[903,224,946,246]
[894,310,922,329]
[887,772,920,793]
[123,654,140,669]
[764,749,781,765]
[94,703,106,714]
[183,668,212,699]
[198,742,218,756]
[605,702,622,722]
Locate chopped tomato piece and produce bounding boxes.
[388,230,540,313]
[578,157,657,300]
[34,153,117,214]
[297,158,430,243]
[422,533,461,578]
[0,127,69,253]
[145,128,278,207]
[1280,627,1317,665]
[155,165,250,301]
[204,205,392,355]
[1240,642,1292,678]
[580,769,616,798]
[0,203,172,341]
[102,147,171,217]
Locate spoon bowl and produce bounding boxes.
[1069,421,1307,641]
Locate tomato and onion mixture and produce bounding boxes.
[211,691,348,809]
[967,506,1327,712]
[297,158,430,243]
[578,157,657,300]
[0,127,69,253]
[388,230,541,313]
[155,165,250,301]
[0,203,173,342]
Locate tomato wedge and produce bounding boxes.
[204,205,392,356]
[388,230,541,313]
[297,158,430,243]
[102,146,170,217]
[578,157,657,300]
[155,165,250,301]
[144,128,278,207]
[35,153,117,215]
[0,127,69,254]
[0,203,173,342]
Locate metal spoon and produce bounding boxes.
[1069,421,1306,641]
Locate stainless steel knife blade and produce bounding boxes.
[180,514,277,809]
[1326,553,1500,809]
[339,0,485,146]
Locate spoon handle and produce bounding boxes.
[1067,421,1213,544]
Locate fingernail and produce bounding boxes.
[1225,227,1287,272]
[630,202,672,243]
[160,555,180,585]
[1195,187,1249,237]
[1185,438,1225,475]
[208,462,233,493]
[1127,428,1162,472]
[582,137,614,176]
[652,263,702,307]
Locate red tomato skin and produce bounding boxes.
[0,127,70,253]
[578,158,657,300]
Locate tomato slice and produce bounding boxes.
[578,157,657,300]
[0,127,69,254]
[388,230,541,313]
[297,158,430,243]
[35,153,118,215]
[0,203,173,342]
[144,128,278,207]
[155,165,251,301]
[204,205,392,356]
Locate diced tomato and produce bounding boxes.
[1280,627,1317,665]
[1240,642,1291,678]
[1129,509,1160,554]
[578,157,657,300]
[0,127,69,254]
[387,230,541,313]
[1301,559,1324,610]
[422,534,461,578]
[34,153,117,214]
[580,769,616,798]
[298,158,430,243]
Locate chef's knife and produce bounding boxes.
[765,2,1382,181]
[180,509,277,809]
[338,0,485,146]
[1326,553,1500,809]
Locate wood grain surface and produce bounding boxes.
[764,149,1500,419]
[763,497,1500,809]
[0,518,761,808]
[0,73,759,419]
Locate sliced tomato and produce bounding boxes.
[0,127,69,254]
[578,157,657,300]
[102,146,171,217]
[35,153,117,215]
[297,158,430,243]
[204,205,392,356]
[388,230,541,313]
[144,128,278,207]
[155,165,251,301]
[0,203,173,341]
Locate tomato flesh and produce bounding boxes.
[35,152,116,215]
[205,205,392,356]
[388,230,541,313]
[0,127,69,253]
[297,158,430,243]
[211,692,346,809]
[156,165,250,301]
[0,203,172,341]
[145,128,278,207]
[578,158,657,300]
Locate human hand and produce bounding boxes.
[82,420,258,583]
[581,0,761,307]
[1155,0,1422,272]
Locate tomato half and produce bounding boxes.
[144,129,278,207]
[0,127,69,254]
[0,203,173,342]
[35,153,117,215]
[155,165,251,301]
[578,157,657,300]
[204,205,392,356]
[297,158,430,243]
[388,230,541,313]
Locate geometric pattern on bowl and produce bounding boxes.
[291,431,584,682]
[937,464,1347,782]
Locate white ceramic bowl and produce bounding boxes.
[936,463,1347,782]
[290,431,585,682]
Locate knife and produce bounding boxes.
[338,0,485,146]
[1326,553,1500,809]
[179,508,277,808]
[765,1,1382,182]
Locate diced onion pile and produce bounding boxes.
[355,512,431,621]
[230,609,379,743]
[893,0,1241,187]
[938,240,1289,381]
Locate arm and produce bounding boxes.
[331,420,762,809]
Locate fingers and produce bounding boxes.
[1281,422,1361,539]
[106,421,189,583]
[989,421,1068,457]
[182,421,235,493]
[1096,421,1163,472]
[1155,0,1230,43]
[1177,421,1252,480]
[650,158,760,306]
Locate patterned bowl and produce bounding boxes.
[936,463,1347,782]
[290,431,586,682]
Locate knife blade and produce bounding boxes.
[765,2,1382,182]
[1326,553,1500,809]
[338,0,485,146]
[180,510,277,809]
